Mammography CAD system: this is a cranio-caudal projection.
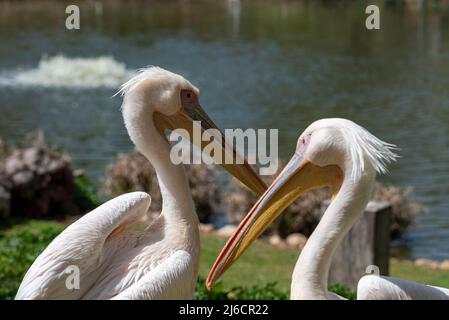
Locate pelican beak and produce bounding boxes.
[206,153,343,288]
[153,89,267,196]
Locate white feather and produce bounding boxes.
[341,120,399,180]
[358,275,449,300]
[306,118,399,181]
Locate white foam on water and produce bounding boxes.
[0,55,133,88]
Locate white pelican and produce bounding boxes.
[357,273,449,300]
[207,118,403,300]
[15,67,266,300]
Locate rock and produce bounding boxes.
[439,260,449,270]
[414,258,439,269]
[0,185,10,218]
[268,234,287,249]
[268,234,282,246]
[285,233,307,250]
[73,169,85,177]
[199,223,214,234]
[0,146,74,218]
[216,224,237,237]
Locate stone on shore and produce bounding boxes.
[199,223,214,234]
[268,234,287,249]
[414,258,439,269]
[216,224,237,237]
[285,233,307,250]
[439,260,449,270]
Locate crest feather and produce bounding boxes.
[114,66,166,97]
[341,121,399,180]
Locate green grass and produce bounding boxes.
[199,233,298,292]
[0,220,66,299]
[391,258,449,289]
[73,175,102,211]
[0,219,447,299]
[200,234,449,294]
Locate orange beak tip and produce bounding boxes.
[205,278,213,290]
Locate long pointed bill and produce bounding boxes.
[206,153,343,288]
[153,91,267,196]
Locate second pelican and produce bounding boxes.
[206,118,399,300]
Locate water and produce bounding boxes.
[0,0,448,260]
[0,55,131,88]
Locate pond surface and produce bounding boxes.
[0,0,448,260]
